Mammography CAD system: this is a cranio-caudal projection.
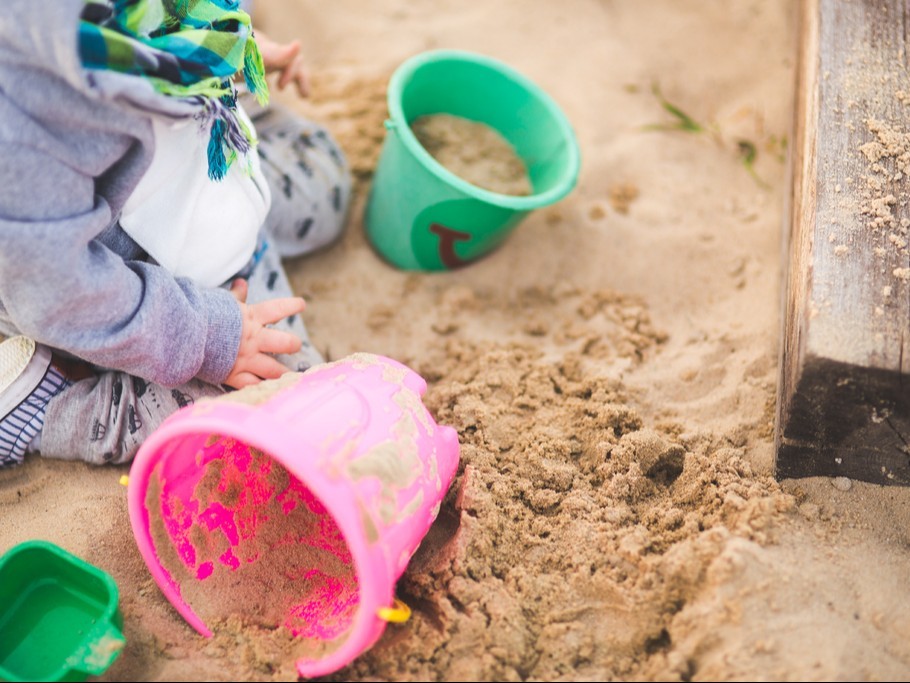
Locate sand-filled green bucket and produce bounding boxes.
[365,49,581,271]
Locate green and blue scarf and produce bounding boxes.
[78,0,270,180]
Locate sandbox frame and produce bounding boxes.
[776,0,910,484]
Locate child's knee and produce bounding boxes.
[318,153,353,247]
[296,125,352,215]
[260,120,353,257]
[304,129,352,240]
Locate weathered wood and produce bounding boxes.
[776,0,910,484]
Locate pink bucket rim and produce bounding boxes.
[126,402,393,678]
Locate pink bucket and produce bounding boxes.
[126,353,460,678]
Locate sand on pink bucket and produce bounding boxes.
[133,354,459,678]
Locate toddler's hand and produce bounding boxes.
[255,30,310,98]
[224,278,307,389]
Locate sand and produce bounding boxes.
[411,114,533,196]
[3,0,910,681]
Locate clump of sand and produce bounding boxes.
[318,341,794,681]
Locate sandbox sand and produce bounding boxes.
[411,114,533,196]
[3,1,910,681]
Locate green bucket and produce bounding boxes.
[0,541,125,682]
[365,49,581,271]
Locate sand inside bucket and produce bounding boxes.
[146,438,358,664]
[411,113,533,196]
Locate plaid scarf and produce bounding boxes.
[78,0,270,181]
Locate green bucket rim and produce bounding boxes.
[387,49,581,211]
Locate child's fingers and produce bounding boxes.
[264,39,300,70]
[293,59,310,97]
[251,296,306,325]
[278,62,294,90]
[230,278,249,303]
[277,40,301,66]
[278,55,306,93]
[258,327,303,355]
[226,371,260,389]
[246,353,291,381]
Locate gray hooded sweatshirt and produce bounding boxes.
[0,0,242,387]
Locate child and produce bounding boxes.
[0,0,351,466]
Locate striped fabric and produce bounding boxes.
[0,366,70,467]
[78,0,270,180]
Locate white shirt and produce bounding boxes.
[120,108,271,288]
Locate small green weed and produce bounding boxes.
[641,82,786,189]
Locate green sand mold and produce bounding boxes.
[0,541,124,683]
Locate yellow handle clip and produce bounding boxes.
[377,598,411,623]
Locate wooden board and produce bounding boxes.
[776,0,910,484]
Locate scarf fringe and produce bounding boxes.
[207,119,228,181]
[243,36,270,107]
[202,93,253,181]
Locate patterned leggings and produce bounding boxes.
[38,104,352,465]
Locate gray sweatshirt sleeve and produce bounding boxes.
[0,141,242,388]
